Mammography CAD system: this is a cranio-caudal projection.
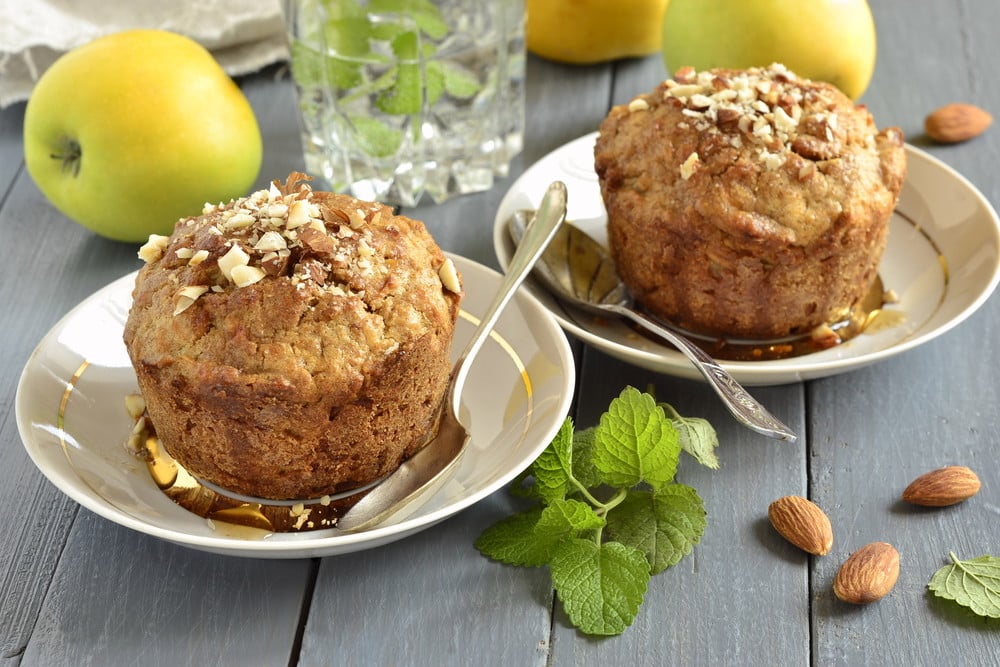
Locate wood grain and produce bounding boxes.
[1,2,999,664]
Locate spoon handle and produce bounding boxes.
[451,181,568,399]
[606,305,798,442]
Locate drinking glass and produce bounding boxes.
[285,0,525,206]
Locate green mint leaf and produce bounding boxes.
[438,61,482,99]
[375,30,423,115]
[473,506,551,567]
[605,486,706,574]
[570,427,602,489]
[327,57,365,90]
[290,39,361,91]
[371,0,450,40]
[475,499,604,569]
[593,386,680,490]
[507,466,540,499]
[928,552,1000,619]
[550,539,650,636]
[349,115,404,157]
[289,40,322,88]
[530,418,575,504]
[476,387,717,637]
[322,15,373,89]
[662,403,720,470]
[324,16,372,55]
[325,0,367,21]
[424,60,446,106]
[369,21,409,43]
[536,498,605,536]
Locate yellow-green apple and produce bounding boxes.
[527,0,670,64]
[23,29,262,242]
[661,0,876,100]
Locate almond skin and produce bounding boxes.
[925,103,992,143]
[833,542,900,604]
[768,495,834,556]
[902,465,981,507]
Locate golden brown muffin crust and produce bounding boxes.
[596,64,906,339]
[124,175,462,499]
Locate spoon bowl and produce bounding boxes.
[508,209,797,443]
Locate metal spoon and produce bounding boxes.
[336,182,570,532]
[507,208,797,443]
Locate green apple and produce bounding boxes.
[23,29,263,243]
[661,0,877,100]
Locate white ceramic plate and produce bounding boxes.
[15,255,574,558]
[494,133,1000,385]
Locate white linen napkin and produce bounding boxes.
[0,0,290,108]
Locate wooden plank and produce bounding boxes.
[811,338,1000,665]
[527,50,812,665]
[298,53,610,666]
[6,66,314,666]
[2,0,997,662]
[809,2,1000,664]
[0,101,24,205]
[299,493,554,666]
[0,171,138,663]
[550,350,809,665]
[22,511,313,667]
[518,55,614,157]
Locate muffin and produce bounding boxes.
[124,173,462,500]
[595,63,906,339]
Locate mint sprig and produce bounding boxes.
[928,552,1000,619]
[665,403,721,470]
[475,386,713,636]
[290,0,483,158]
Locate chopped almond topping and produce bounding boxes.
[138,234,170,263]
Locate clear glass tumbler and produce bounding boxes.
[285,0,525,206]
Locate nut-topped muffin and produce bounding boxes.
[124,174,462,500]
[595,64,906,339]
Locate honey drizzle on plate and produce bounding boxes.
[632,276,905,362]
[137,425,355,537]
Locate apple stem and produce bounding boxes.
[50,137,82,177]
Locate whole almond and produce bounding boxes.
[925,103,992,143]
[902,465,981,506]
[768,495,834,556]
[833,542,900,604]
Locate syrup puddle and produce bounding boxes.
[134,424,361,536]
[632,276,904,362]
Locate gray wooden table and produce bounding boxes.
[2,3,999,665]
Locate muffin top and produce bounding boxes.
[125,174,462,401]
[595,63,906,247]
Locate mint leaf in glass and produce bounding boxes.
[437,61,482,99]
[289,40,323,88]
[550,539,650,636]
[593,386,680,490]
[371,0,450,40]
[928,552,1000,619]
[375,30,423,115]
[348,115,403,157]
[322,9,373,88]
